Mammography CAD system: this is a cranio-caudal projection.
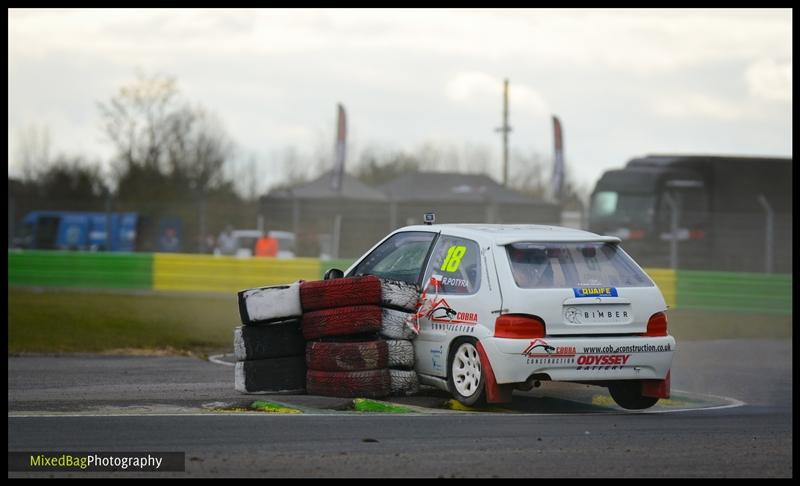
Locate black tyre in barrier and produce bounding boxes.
[233,322,305,361]
[235,356,307,394]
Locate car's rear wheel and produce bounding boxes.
[447,339,485,406]
[608,381,660,410]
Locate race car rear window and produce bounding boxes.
[506,242,653,289]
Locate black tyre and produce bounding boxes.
[235,356,306,394]
[608,381,660,410]
[447,338,486,406]
[233,322,305,361]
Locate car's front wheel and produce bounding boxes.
[447,339,486,406]
[608,381,660,410]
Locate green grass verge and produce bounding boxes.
[352,398,414,413]
[8,287,237,355]
[8,287,791,355]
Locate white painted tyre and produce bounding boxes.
[238,282,302,325]
[380,308,418,340]
[385,339,415,369]
[380,279,421,312]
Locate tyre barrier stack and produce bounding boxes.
[234,282,307,393]
[234,276,421,397]
[301,276,421,398]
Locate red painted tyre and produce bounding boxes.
[301,305,382,339]
[306,340,389,372]
[300,276,382,312]
[306,369,392,398]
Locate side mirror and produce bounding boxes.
[323,268,344,280]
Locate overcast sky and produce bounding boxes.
[8,8,793,194]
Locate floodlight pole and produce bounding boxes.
[495,79,512,187]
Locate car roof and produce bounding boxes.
[396,224,621,245]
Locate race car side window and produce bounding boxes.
[422,236,481,295]
[349,231,437,284]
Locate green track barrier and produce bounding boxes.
[7,251,793,317]
[676,270,792,315]
[8,250,153,289]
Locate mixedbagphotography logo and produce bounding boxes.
[8,452,185,472]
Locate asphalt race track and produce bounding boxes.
[8,339,792,477]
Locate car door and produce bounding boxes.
[415,234,501,377]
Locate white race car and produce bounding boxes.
[341,220,675,410]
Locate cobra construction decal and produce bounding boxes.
[426,297,478,333]
[522,339,576,365]
[522,340,671,369]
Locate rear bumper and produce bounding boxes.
[480,335,676,384]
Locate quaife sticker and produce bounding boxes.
[573,287,618,298]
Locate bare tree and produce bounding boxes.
[98,72,235,198]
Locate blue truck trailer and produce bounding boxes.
[13,211,141,252]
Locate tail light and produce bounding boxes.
[645,312,668,337]
[495,315,546,339]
